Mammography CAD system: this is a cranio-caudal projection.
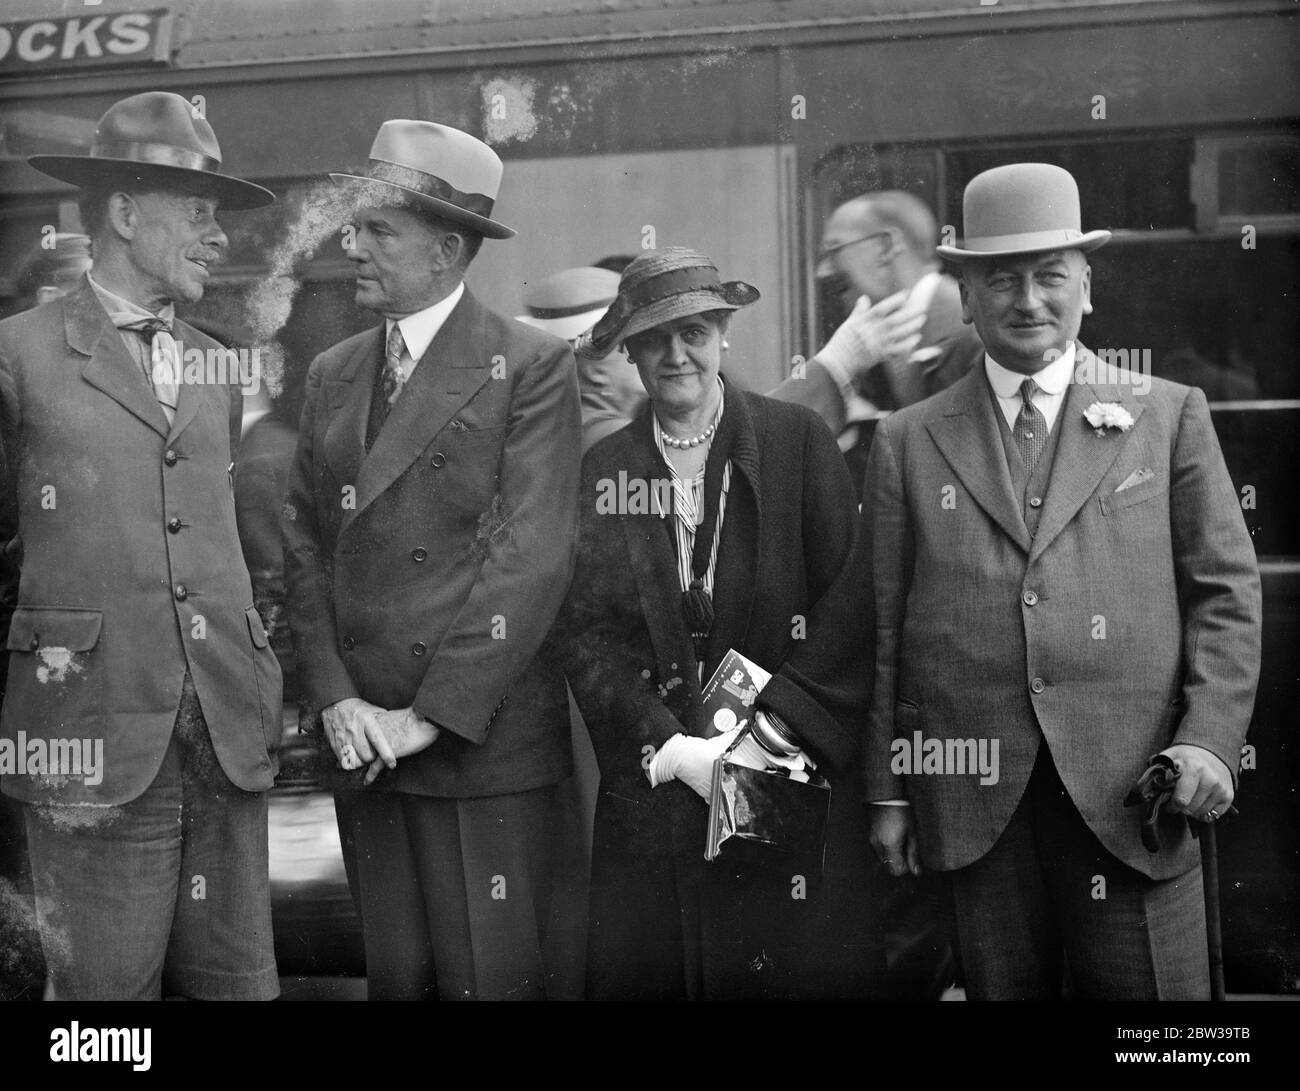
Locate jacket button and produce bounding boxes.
[28,633,39,650]
[411,547,428,562]
[1029,496,1043,508]
[164,449,179,466]
[431,452,446,468]
[174,584,188,601]
[412,641,427,656]
[167,516,183,534]
[1022,589,1038,606]
[341,635,355,650]
[1030,677,1046,694]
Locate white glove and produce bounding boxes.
[647,729,741,800]
[814,291,926,385]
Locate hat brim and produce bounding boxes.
[577,282,759,360]
[516,306,610,344]
[28,155,275,210]
[330,173,515,239]
[937,229,1111,261]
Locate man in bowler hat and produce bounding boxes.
[0,92,283,999]
[283,120,581,999]
[861,163,1260,998]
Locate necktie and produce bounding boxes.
[382,324,408,417]
[1015,378,1046,472]
[119,317,179,427]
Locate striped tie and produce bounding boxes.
[1015,378,1046,472]
[382,324,408,416]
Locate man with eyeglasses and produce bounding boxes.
[771,190,981,494]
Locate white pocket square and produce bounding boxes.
[1115,468,1155,492]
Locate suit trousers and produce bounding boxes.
[351,782,559,1000]
[945,745,1210,1000]
[23,678,278,1000]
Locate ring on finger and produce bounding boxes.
[1207,808,1219,821]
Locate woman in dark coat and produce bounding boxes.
[557,247,881,1000]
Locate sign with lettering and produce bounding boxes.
[0,10,173,77]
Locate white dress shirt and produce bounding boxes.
[984,341,1076,436]
[385,281,465,379]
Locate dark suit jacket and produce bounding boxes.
[283,288,582,798]
[0,277,282,805]
[862,362,1262,878]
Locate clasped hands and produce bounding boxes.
[322,697,440,785]
[814,290,926,382]
[647,714,809,801]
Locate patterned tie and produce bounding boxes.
[118,317,179,427]
[1015,378,1047,472]
[382,324,408,416]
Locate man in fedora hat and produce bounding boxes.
[283,120,581,1000]
[857,163,1260,998]
[0,91,283,999]
[516,266,646,451]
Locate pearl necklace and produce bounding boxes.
[659,385,725,449]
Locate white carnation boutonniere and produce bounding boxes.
[1083,401,1134,437]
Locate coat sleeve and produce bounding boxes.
[757,411,867,772]
[1166,386,1262,780]
[410,340,582,744]
[767,359,849,437]
[860,414,913,801]
[555,447,689,754]
[282,354,361,714]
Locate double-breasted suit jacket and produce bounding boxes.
[863,362,1261,878]
[282,288,581,796]
[0,277,283,806]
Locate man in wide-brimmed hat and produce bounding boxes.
[0,91,283,1000]
[283,120,582,1000]
[856,163,1260,998]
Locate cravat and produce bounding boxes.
[1014,378,1046,472]
[381,324,408,418]
[118,317,179,427]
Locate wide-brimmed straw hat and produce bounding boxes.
[516,267,621,343]
[29,92,275,210]
[331,119,515,239]
[576,247,759,359]
[937,163,1110,261]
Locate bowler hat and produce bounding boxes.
[937,163,1110,261]
[516,267,621,343]
[576,248,759,360]
[29,92,275,209]
[331,120,515,240]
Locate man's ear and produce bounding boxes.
[433,231,465,272]
[1081,262,1093,316]
[958,270,975,325]
[105,192,138,242]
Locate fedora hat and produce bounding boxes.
[937,163,1110,261]
[331,120,515,240]
[29,92,274,210]
[576,247,759,360]
[516,267,621,343]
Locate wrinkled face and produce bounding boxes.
[127,190,227,306]
[959,249,1092,374]
[624,312,726,417]
[816,202,894,310]
[347,204,447,316]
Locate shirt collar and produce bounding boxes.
[386,281,465,364]
[984,341,1076,399]
[88,274,175,326]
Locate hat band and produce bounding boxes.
[528,297,617,320]
[625,266,725,309]
[93,140,222,174]
[961,228,1088,253]
[367,160,495,219]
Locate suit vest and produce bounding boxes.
[989,378,1067,540]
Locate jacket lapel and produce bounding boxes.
[69,278,171,438]
[925,367,1032,552]
[164,318,212,443]
[1029,366,1145,562]
[345,289,493,533]
[323,327,381,497]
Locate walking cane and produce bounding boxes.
[1124,753,1231,1001]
